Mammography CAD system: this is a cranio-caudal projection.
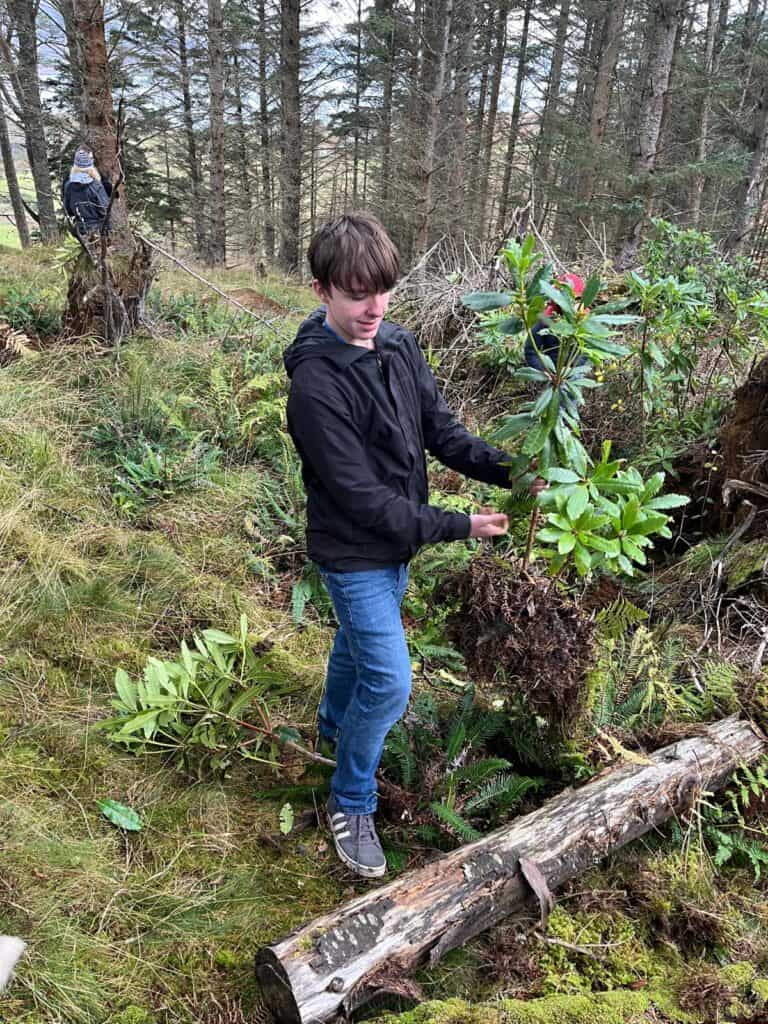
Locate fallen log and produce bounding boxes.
[255,715,766,1024]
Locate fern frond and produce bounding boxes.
[445,720,467,763]
[465,709,506,750]
[596,597,648,639]
[430,800,482,842]
[383,722,417,789]
[451,757,512,786]
[463,772,540,814]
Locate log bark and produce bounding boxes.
[256,715,766,1024]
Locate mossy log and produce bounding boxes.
[255,716,766,1024]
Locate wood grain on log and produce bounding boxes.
[255,716,766,1024]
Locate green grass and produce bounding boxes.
[0,222,21,248]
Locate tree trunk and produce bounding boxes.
[725,76,768,253]
[258,0,275,262]
[174,0,206,256]
[6,0,58,241]
[256,716,766,1024]
[378,0,396,211]
[466,1,493,236]
[352,0,363,205]
[691,0,720,227]
[232,51,255,254]
[64,0,154,343]
[495,0,533,237]
[279,0,301,272]
[577,0,626,210]
[616,0,685,268]
[446,0,474,235]
[414,0,453,257]
[207,0,226,266]
[533,0,571,225]
[0,89,30,247]
[59,0,88,136]
[477,0,509,238]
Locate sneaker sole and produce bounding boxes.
[326,810,386,878]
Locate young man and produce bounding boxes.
[284,213,521,878]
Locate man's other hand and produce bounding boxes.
[469,513,509,538]
[528,476,548,498]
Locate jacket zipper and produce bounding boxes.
[374,347,415,467]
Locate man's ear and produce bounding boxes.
[311,279,328,303]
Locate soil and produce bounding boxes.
[438,555,594,727]
[224,288,287,314]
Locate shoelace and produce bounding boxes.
[355,814,377,844]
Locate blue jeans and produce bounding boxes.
[318,564,411,814]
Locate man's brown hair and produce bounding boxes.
[307,212,400,294]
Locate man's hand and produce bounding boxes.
[529,476,548,498]
[469,512,509,538]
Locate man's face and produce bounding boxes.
[313,280,390,343]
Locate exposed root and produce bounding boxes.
[439,555,594,727]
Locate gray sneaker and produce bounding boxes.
[326,795,386,878]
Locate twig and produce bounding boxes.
[135,233,283,335]
[752,629,768,675]
[523,506,540,571]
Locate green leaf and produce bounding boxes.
[589,314,643,326]
[540,281,574,316]
[523,424,552,455]
[583,534,620,555]
[97,799,143,832]
[494,414,535,441]
[581,275,601,308]
[567,486,589,519]
[115,709,160,737]
[532,387,554,417]
[537,528,564,543]
[461,291,513,312]
[279,802,294,835]
[647,493,689,510]
[543,467,580,484]
[202,628,238,646]
[513,367,550,383]
[114,669,137,712]
[558,532,577,554]
[229,685,267,719]
[497,315,523,335]
[573,543,592,575]
[291,579,313,625]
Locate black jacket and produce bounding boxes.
[284,309,513,570]
[63,179,111,231]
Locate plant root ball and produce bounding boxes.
[439,556,594,727]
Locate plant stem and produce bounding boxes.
[523,506,540,570]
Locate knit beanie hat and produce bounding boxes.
[74,147,94,168]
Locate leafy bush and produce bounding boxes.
[111,439,220,516]
[103,616,293,777]
[0,282,62,336]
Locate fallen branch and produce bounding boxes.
[255,715,766,1024]
[135,233,283,335]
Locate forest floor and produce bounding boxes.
[0,240,767,1024]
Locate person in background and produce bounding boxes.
[63,145,112,237]
[524,271,586,372]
